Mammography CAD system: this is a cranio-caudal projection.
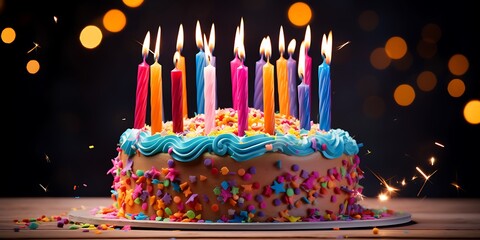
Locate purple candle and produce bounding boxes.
[287,39,298,118]
[254,37,266,110]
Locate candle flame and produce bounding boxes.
[142,31,150,59]
[204,34,211,65]
[321,30,333,65]
[240,17,244,45]
[176,24,184,52]
[209,23,215,53]
[279,26,285,55]
[238,44,245,62]
[304,25,311,50]
[154,26,161,62]
[264,36,272,61]
[195,20,203,50]
[287,39,296,56]
[173,51,180,68]
[259,37,266,56]
[298,41,305,80]
[233,26,240,55]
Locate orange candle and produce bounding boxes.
[276,26,289,116]
[263,36,275,135]
[176,24,188,118]
[150,26,163,134]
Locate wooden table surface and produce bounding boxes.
[0,197,479,239]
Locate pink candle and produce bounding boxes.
[236,45,248,137]
[303,25,312,117]
[134,31,150,129]
[171,52,183,133]
[230,27,242,109]
[203,34,216,135]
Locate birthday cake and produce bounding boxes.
[105,108,367,223]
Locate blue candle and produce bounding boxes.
[297,41,310,130]
[195,21,206,114]
[318,31,333,131]
[254,37,266,110]
[298,82,310,130]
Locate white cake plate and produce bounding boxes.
[68,209,411,230]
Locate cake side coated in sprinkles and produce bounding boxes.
[105,108,373,223]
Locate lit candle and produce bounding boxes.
[254,37,266,110]
[195,20,206,114]
[304,25,312,115]
[263,36,275,135]
[230,26,241,109]
[134,31,150,129]
[208,24,217,108]
[298,41,310,130]
[171,51,183,133]
[318,31,333,131]
[236,44,248,137]
[150,26,163,134]
[203,34,216,135]
[176,24,188,118]
[287,39,298,118]
[276,26,289,116]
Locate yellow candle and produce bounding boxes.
[276,26,289,116]
[176,24,188,118]
[150,26,163,134]
[263,36,275,135]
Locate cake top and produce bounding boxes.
[119,108,361,162]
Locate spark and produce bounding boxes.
[434,142,444,148]
[429,157,435,166]
[401,178,406,186]
[27,42,40,54]
[89,145,95,149]
[369,169,399,196]
[415,166,438,197]
[336,41,350,50]
[378,192,389,201]
[53,16,58,23]
[122,118,126,121]
[451,182,463,192]
[44,153,51,163]
[39,184,48,192]
[365,149,372,155]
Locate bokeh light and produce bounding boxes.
[447,78,466,97]
[417,39,437,59]
[416,71,437,92]
[448,54,469,76]
[123,0,144,8]
[385,36,407,60]
[358,10,379,32]
[363,95,385,119]
[370,47,391,70]
[392,51,413,71]
[103,9,126,33]
[288,2,312,27]
[394,84,415,106]
[421,23,442,43]
[1,27,15,44]
[79,25,103,49]
[26,59,40,74]
[464,100,480,124]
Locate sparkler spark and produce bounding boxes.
[434,142,444,148]
[369,169,399,198]
[429,157,435,166]
[27,42,40,54]
[415,166,438,197]
[44,153,51,163]
[53,16,58,23]
[336,41,350,50]
[39,184,48,192]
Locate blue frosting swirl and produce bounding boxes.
[119,128,361,162]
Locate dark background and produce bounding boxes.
[1,0,478,198]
